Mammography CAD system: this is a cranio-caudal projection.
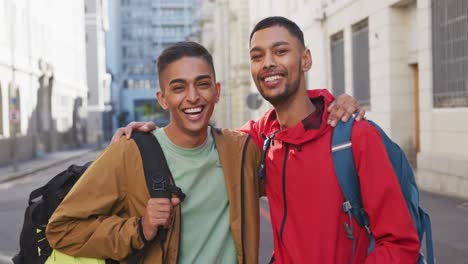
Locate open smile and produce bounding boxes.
[182,106,206,121]
[260,72,286,88]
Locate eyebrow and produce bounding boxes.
[169,78,186,85]
[250,41,291,53]
[169,74,212,85]
[195,74,212,82]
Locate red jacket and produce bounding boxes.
[240,89,419,264]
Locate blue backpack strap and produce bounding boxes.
[366,121,435,264]
[421,208,435,264]
[331,118,375,254]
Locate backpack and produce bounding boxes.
[12,132,185,264]
[331,117,435,264]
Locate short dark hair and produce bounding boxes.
[157,41,216,79]
[249,16,305,48]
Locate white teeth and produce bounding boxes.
[184,107,202,114]
[264,75,282,82]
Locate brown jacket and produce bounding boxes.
[46,128,262,263]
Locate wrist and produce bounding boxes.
[138,217,150,245]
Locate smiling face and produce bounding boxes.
[157,56,220,138]
[249,25,311,106]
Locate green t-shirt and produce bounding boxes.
[153,128,237,264]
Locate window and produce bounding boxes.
[331,31,345,96]
[432,0,468,108]
[352,19,370,107]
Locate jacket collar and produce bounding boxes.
[261,90,334,145]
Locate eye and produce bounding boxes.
[172,86,184,92]
[276,49,288,55]
[250,53,263,61]
[198,82,211,88]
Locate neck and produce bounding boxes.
[274,88,315,129]
[163,125,209,148]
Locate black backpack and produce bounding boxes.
[12,132,185,264]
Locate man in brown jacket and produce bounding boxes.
[46,42,262,263]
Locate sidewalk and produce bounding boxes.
[0,146,99,184]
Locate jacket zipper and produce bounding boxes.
[239,136,251,264]
[279,143,290,243]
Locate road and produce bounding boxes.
[0,150,467,263]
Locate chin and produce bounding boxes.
[184,123,208,135]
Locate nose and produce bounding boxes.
[186,86,200,103]
[263,51,276,69]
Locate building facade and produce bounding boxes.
[108,0,199,129]
[0,0,89,165]
[85,0,112,144]
[197,0,263,129]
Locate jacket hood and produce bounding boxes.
[259,89,335,146]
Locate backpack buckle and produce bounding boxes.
[342,201,352,212]
[151,173,166,191]
[152,181,165,191]
[364,224,372,235]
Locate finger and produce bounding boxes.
[347,104,358,115]
[155,215,172,227]
[110,131,117,144]
[341,106,356,122]
[330,108,345,127]
[327,100,336,112]
[171,198,181,206]
[143,122,158,132]
[327,103,340,124]
[155,212,171,219]
[111,128,124,144]
[356,108,366,121]
[125,122,135,139]
[151,202,172,213]
[140,124,150,132]
[341,112,351,122]
[147,122,157,130]
[140,123,156,133]
[147,200,171,211]
[152,198,172,204]
[331,94,349,109]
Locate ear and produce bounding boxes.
[156,90,168,110]
[214,82,221,103]
[302,48,312,72]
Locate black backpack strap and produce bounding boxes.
[28,162,92,205]
[131,132,178,199]
[128,132,185,264]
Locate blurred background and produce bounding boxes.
[0,0,467,263]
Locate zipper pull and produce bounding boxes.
[259,130,279,184]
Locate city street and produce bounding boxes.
[0,151,467,263]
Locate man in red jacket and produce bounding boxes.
[112,17,419,263]
[240,16,419,263]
